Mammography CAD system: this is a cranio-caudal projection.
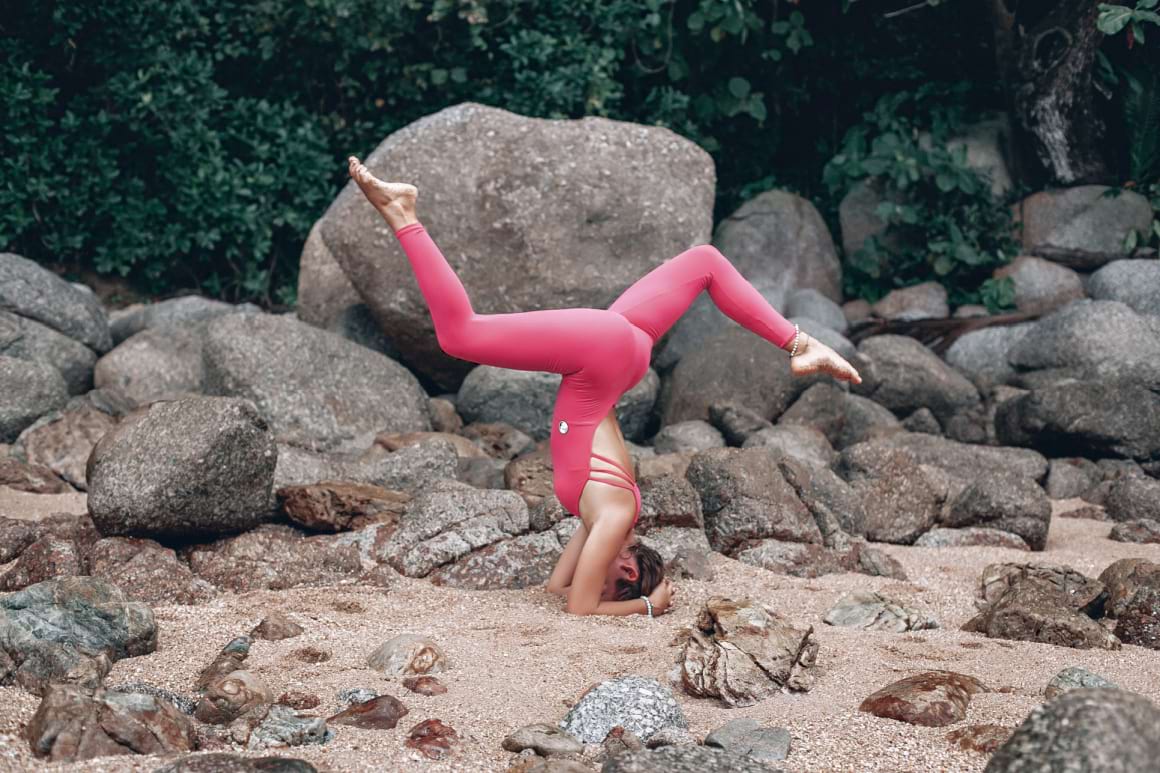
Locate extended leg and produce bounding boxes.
[394,222,615,374]
[607,244,797,349]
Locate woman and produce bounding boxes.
[347,156,862,619]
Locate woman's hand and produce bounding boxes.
[647,577,677,615]
[789,332,862,385]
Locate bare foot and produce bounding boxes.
[347,155,419,231]
[789,332,862,384]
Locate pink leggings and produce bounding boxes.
[393,222,797,521]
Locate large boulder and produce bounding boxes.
[0,355,69,442]
[203,312,429,453]
[0,253,111,353]
[942,471,1052,550]
[1007,299,1160,376]
[305,102,714,391]
[0,311,96,395]
[986,689,1160,772]
[87,397,277,538]
[108,295,255,345]
[684,447,821,554]
[1014,185,1154,269]
[711,189,843,302]
[94,325,207,406]
[944,322,1035,391]
[852,335,981,424]
[1087,258,1160,316]
[660,327,803,427]
[995,379,1160,465]
[991,255,1085,316]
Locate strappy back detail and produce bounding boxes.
[586,452,637,493]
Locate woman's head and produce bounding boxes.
[601,538,665,602]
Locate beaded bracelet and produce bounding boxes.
[641,595,654,618]
[789,323,801,357]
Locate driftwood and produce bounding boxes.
[846,311,1042,356]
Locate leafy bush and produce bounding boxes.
[822,84,1020,312]
[0,0,1014,306]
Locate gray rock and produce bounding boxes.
[184,524,363,592]
[1045,457,1102,499]
[1044,667,1118,699]
[742,425,837,470]
[376,480,531,578]
[87,397,277,538]
[943,471,1052,550]
[901,407,941,435]
[944,322,1035,391]
[502,723,584,757]
[367,633,447,675]
[703,718,791,764]
[635,474,705,531]
[776,382,847,448]
[685,447,821,554]
[712,189,843,302]
[996,379,1160,465]
[1088,258,1160,316]
[0,252,111,352]
[559,675,688,744]
[708,400,774,446]
[777,458,866,540]
[0,576,157,696]
[1110,519,1160,544]
[661,327,803,426]
[824,591,938,632]
[656,283,788,373]
[1104,476,1160,522]
[425,530,564,589]
[844,447,942,544]
[203,312,429,453]
[109,295,254,344]
[94,325,206,406]
[836,393,903,449]
[310,102,714,390]
[870,282,949,321]
[964,577,1119,650]
[337,687,377,706]
[734,539,847,578]
[272,440,460,492]
[247,704,332,749]
[652,420,725,455]
[0,356,69,442]
[1007,299,1160,375]
[847,431,1049,484]
[985,689,1160,772]
[852,335,981,423]
[914,528,1030,550]
[1016,185,1154,268]
[785,288,847,333]
[0,311,96,395]
[992,255,1086,315]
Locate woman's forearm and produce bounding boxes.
[586,598,650,617]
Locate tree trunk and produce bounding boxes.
[987,0,1113,186]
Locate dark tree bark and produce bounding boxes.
[987,0,1113,186]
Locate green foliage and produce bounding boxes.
[0,0,1007,306]
[822,84,1019,310]
[1098,0,1160,43]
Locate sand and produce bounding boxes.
[2,498,1160,773]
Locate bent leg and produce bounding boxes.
[395,222,612,374]
[607,244,797,349]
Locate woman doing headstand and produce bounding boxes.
[347,156,862,619]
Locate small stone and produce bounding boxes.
[1045,667,1119,699]
[250,612,305,640]
[859,671,988,727]
[402,675,448,695]
[404,718,460,760]
[327,694,408,729]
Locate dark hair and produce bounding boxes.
[613,542,665,602]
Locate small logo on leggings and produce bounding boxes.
[558,420,569,434]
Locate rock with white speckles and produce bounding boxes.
[367,633,448,675]
[601,745,783,772]
[559,675,688,744]
[824,591,939,632]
